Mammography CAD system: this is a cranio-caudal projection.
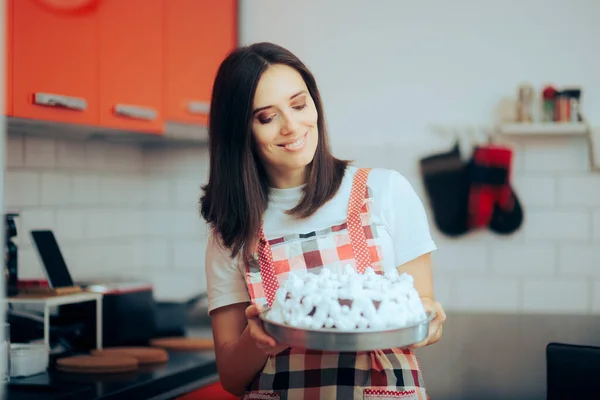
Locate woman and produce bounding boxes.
[201,42,446,400]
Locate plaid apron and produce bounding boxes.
[243,168,428,400]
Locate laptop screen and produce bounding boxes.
[30,230,75,289]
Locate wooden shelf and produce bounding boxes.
[498,122,588,136]
[497,122,599,172]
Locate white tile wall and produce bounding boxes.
[4,133,209,301]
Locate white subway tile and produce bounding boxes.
[4,172,39,207]
[54,210,86,242]
[158,147,209,175]
[135,239,170,270]
[523,137,589,173]
[431,229,489,248]
[512,175,555,207]
[16,210,55,247]
[71,174,100,205]
[432,273,453,308]
[336,143,397,172]
[144,177,172,205]
[24,136,57,168]
[558,245,600,277]
[17,246,45,279]
[104,243,136,275]
[490,244,556,276]
[590,281,600,314]
[524,210,589,241]
[557,175,600,207]
[142,209,203,237]
[111,210,143,237]
[173,239,205,270]
[141,147,172,175]
[594,210,600,242]
[100,175,144,205]
[146,271,207,302]
[104,144,143,172]
[6,133,25,168]
[174,178,202,207]
[56,139,87,169]
[85,210,115,239]
[522,280,589,313]
[84,209,141,239]
[510,145,526,174]
[453,278,519,312]
[169,210,205,237]
[70,245,102,275]
[84,139,110,170]
[40,173,72,206]
[142,146,209,178]
[141,210,172,236]
[431,244,488,275]
[71,243,134,279]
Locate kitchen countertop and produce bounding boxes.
[7,327,218,400]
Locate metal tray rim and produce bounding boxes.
[259,308,436,334]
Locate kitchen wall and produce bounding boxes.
[4,135,210,302]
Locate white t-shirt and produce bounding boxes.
[205,166,437,314]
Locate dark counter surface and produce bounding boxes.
[7,325,217,400]
[7,350,217,400]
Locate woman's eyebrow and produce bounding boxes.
[252,90,308,115]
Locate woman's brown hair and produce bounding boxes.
[200,42,349,260]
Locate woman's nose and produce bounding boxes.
[280,113,299,135]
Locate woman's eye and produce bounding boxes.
[258,115,275,124]
[293,104,307,111]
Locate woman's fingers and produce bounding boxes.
[246,304,277,348]
[248,318,277,347]
[410,300,446,349]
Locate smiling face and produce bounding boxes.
[251,64,319,188]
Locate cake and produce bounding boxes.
[265,265,427,331]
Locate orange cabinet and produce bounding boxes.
[5,0,13,116]
[164,0,237,126]
[11,0,99,125]
[98,0,163,133]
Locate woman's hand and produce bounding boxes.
[245,304,289,356]
[410,298,446,349]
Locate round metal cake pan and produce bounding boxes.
[259,309,436,352]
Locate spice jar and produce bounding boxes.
[516,84,534,122]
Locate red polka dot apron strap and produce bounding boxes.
[257,224,279,307]
[347,167,373,274]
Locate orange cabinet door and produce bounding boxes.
[98,0,163,133]
[12,0,98,125]
[164,0,237,126]
[5,0,13,116]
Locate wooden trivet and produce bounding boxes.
[91,346,169,365]
[150,337,214,351]
[56,355,138,374]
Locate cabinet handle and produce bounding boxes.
[34,93,87,111]
[114,104,157,121]
[187,101,210,115]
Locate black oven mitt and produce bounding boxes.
[419,142,470,237]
